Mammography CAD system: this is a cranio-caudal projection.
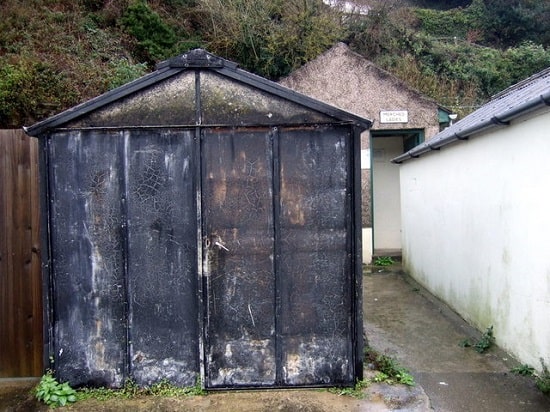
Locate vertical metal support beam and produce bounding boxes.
[271,127,283,385]
[196,126,206,387]
[38,135,54,373]
[352,126,364,381]
[195,69,206,387]
[121,130,131,381]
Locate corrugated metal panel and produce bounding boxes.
[47,130,128,386]
[201,125,357,388]
[126,130,199,387]
[46,129,200,387]
[202,128,276,387]
[278,126,354,385]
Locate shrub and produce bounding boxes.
[121,0,178,61]
[106,59,149,89]
[0,59,75,127]
[197,0,343,79]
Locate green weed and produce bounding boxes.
[459,326,494,353]
[509,359,550,395]
[34,371,78,407]
[364,347,415,386]
[328,379,369,399]
[510,364,535,376]
[474,326,495,353]
[148,378,206,397]
[329,347,416,398]
[373,256,395,267]
[535,358,550,394]
[77,376,205,401]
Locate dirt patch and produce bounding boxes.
[0,379,429,412]
[62,390,365,412]
[0,379,46,412]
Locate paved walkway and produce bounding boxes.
[364,266,550,411]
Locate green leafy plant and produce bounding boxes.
[34,371,78,407]
[148,378,206,397]
[78,379,139,401]
[474,326,495,353]
[364,347,415,386]
[459,326,494,353]
[509,359,550,395]
[328,379,369,398]
[535,358,550,394]
[330,347,415,398]
[373,256,395,266]
[510,364,535,376]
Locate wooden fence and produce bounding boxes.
[0,129,43,377]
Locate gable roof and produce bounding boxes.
[393,67,550,163]
[25,49,372,136]
[280,43,451,122]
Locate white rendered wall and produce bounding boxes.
[373,137,403,251]
[399,107,550,370]
[362,228,373,264]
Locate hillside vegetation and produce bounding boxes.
[1,0,549,127]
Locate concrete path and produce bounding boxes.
[364,266,550,411]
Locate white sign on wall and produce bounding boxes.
[380,110,408,124]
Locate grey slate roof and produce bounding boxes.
[392,67,550,163]
[25,49,372,136]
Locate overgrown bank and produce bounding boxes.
[1,0,549,127]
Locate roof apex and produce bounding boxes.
[156,49,238,70]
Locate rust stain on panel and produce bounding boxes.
[280,167,305,226]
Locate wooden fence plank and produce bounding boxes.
[0,129,43,377]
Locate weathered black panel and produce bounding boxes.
[201,128,276,387]
[48,131,127,387]
[278,126,354,385]
[126,130,199,386]
[201,72,334,126]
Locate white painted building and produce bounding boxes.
[393,68,550,371]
